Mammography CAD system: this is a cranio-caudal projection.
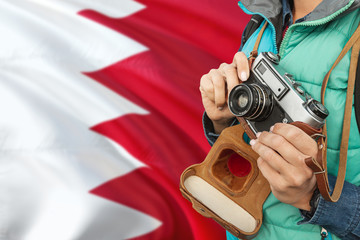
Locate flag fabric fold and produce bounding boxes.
[0,0,249,239]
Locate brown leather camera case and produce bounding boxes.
[180,124,270,239]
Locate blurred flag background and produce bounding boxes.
[0,0,249,239]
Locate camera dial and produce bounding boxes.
[264,52,280,64]
[306,99,329,120]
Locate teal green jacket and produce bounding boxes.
[213,0,360,239]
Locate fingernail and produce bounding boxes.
[256,132,261,138]
[240,71,248,81]
[270,126,274,132]
[250,139,256,146]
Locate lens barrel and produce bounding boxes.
[229,83,273,121]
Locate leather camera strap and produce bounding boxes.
[249,21,268,67]
[305,23,360,202]
[238,20,269,139]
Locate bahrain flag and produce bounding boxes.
[0,0,249,239]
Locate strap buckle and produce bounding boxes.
[314,169,326,175]
[310,133,326,141]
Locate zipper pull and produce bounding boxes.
[320,227,328,240]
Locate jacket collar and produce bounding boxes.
[239,0,360,48]
[239,0,360,23]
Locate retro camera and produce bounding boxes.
[228,52,329,134]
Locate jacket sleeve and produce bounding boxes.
[202,112,238,146]
[298,175,360,240]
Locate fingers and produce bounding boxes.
[257,157,282,183]
[250,123,317,180]
[219,52,250,92]
[233,52,250,82]
[210,69,226,108]
[251,123,318,210]
[254,131,308,167]
[253,134,315,193]
[258,153,316,209]
[221,63,240,93]
[200,69,227,108]
[270,123,318,159]
[200,73,216,103]
[251,139,292,172]
[199,52,249,109]
[199,51,250,130]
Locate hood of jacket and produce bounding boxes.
[239,0,360,21]
[239,0,360,47]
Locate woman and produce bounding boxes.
[200,0,360,239]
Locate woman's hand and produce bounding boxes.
[199,52,249,134]
[250,123,318,210]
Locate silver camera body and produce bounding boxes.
[228,52,329,134]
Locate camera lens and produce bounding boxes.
[228,83,274,121]
[238,94,249,108]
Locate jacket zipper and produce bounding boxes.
[279,0,354,56]
[239,0,355,57]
